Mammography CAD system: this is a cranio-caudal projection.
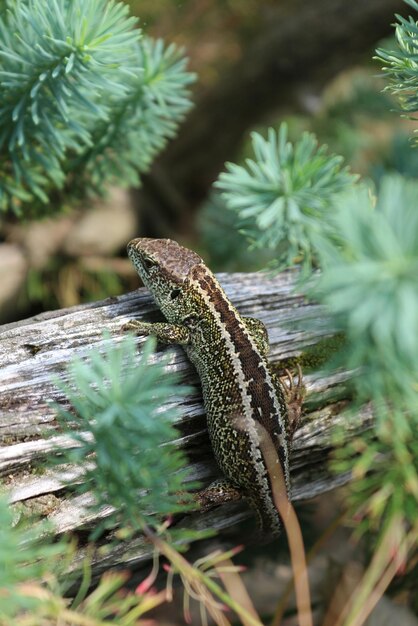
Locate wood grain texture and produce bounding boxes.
[0,271,371,578]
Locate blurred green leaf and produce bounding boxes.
[0,495,67,622]
[315,175,418,408]
[376,0,418,119]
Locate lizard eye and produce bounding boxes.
[143,256,157,271]
[170,288,181,300]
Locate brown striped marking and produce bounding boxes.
[189,264,287,468]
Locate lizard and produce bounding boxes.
[124,237,304,537]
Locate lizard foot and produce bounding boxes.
[196,479,242,513]
[282,364,305,437]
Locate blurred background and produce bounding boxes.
[0,0,413,324]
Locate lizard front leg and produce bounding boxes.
[126,319,243,515]
[123,320,190,345]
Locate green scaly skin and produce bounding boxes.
[125,238,302,537]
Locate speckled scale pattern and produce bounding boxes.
[127,238,290,536]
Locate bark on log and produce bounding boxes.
[138,0,406,235]
[0,271,371,581]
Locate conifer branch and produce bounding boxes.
[0,0,194,216]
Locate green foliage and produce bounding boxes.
[0,0,194,216]
[214,83,418,561]
[315,176,418,407]
[54,334,195,535]
[0,494,66,621]
[215,124,357,271]
[314,175,418,538]
[70,37,194,197]
[335,422,418,537]
[0,498,168,625]
[376,0,418,115]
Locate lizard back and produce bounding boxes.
[185,264,289,535]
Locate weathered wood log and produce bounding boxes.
[0,271,371,580]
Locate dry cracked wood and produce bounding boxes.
[0,271,371,579]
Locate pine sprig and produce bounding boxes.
[0,0,194,216]
[0,495,67,621]
[215,124,357,271]
[335,420,418,535]
[315,176,418,408]
[315,175,418,539]
[376,0,418,114]
[0,0,139,212]
[0,496,169,624]
[69,38,195,193]
[54,335,196,536]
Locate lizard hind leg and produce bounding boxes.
[242,316,270,355]
[195,478,243,513]
[282,364,305,438]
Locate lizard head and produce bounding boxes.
[127,238,203,321]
